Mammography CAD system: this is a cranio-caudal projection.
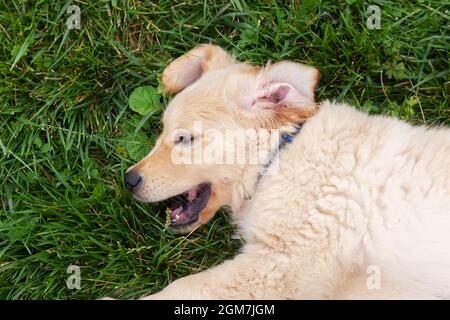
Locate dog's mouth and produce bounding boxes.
[166,183,212,229]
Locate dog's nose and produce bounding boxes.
[125,170,142,191]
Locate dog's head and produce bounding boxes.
[125,44,319,233]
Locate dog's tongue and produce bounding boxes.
[168,184,211,226]
[170,185,201,224]
[170,205,191,225]
[187,185,202,202]
[171,206,183,217]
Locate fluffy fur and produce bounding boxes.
[125,44,450,299]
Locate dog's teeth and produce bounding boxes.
[175,214,180,220]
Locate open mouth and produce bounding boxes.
[166,183,211,228]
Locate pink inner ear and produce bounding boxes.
[252,82,292,106]
[265,83,290,104]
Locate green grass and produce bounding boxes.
[0,0,448,299]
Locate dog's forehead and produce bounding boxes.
[162,74,229,122]
[162,97,226,132]
[161,64,259,129]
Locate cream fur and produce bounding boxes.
[142,101,450,299]
[123,45,450,299]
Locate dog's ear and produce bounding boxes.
[236,61,320,127]
[249,61,319,109]
[162,44,235,94]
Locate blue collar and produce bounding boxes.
[280,123,303,146]
[257,123,304,180]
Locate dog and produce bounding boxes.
[124,44,450,299]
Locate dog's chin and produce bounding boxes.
[170,219,203,234]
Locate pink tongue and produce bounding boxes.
[170,205,193,225]
[187,185,201,202]
[171,206,183,217]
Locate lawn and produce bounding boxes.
[0,0,448,299]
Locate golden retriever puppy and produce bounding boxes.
[124,44,450,299]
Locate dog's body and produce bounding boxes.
[123,45,450,299]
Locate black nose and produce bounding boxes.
[125,170,142,191]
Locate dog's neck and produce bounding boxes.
[229,123,304,215]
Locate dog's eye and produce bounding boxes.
[175,133,194,145]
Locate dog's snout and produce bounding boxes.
[125,170,142,191]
